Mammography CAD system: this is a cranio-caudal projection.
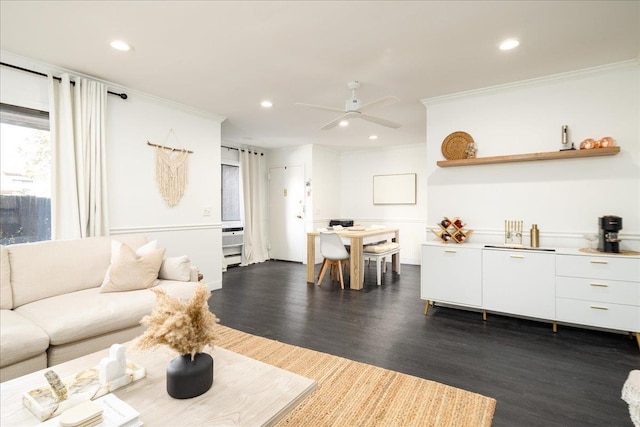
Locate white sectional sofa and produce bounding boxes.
[0,234,200,382]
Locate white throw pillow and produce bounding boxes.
[100,240,165,293]
[159,255,192,281]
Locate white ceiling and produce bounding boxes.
[1,1,638,151]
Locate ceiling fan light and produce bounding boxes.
[339,120,349,127]
[499,39,520,50]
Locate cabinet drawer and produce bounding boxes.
[556,276,640,306]
[556,254,640,281]
[556,298,640,331]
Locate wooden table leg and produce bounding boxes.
[306,234,315,283]
[350,236,363,290]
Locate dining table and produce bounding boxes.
[306,227,399,290]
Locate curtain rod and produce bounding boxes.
[0,62,128,100]
[222,145,264,156]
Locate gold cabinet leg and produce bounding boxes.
[636,333,640,350]
[482,310,487,321]
[424,301,431,315]
[552,321,557,333]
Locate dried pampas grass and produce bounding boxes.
[132,283,219,359]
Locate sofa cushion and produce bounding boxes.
[100,241,165,293]
[15,281,199,346]
[0,246,12,309]
[159,256,192,282]
[0,309,49,367]
[8,234,147,308]
[363,242,400,253]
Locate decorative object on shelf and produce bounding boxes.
[530,224,540,248]
[559,125,575,151]
[504,220,523,246]
[580,138,598,149]
[598,136,616,148]
[23,359,146,421]
[580,136,616,150]
[131,283,219,399]
[465,142,477,159]
[441,131,474,160]
[431,216,473,243]
[147,129,193,207]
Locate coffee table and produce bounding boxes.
[1,344,317,426]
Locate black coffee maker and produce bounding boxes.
[598,215,622,253]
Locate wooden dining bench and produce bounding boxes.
[363,242,400,285]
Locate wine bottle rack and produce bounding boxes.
[431,217,473,243]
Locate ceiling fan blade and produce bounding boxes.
[358,96,400,113]
[359,114,402,129]
[295,102,345,114]
[320,112,359,130]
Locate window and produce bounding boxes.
[0,103,51,244]
[221,163,240,222]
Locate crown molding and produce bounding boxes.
[421,59,640,106]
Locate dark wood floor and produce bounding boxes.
[210,260,639,427]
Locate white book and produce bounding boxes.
[94,394,141,427]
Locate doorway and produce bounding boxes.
[269,165,305,262]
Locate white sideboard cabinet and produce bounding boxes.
[421,243,482,314]
[556,253,640,335]
[482,248,555,321]
[421,242,640,347]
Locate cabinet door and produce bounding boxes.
[421,245,481,307]
[482,249,555,319]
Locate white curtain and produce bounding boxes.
[240,150,268,265]
[49,73,109,239]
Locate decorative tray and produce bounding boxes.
[441,131,474,160]
[579,248,640,256]
[22,359,145,422]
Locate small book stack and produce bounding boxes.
[40,394,142,427]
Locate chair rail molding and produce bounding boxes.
[110,223,221,234]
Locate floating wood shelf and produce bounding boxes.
[437,146,620,168]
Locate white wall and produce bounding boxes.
[1,52,225,289]
[423,60,640,251]
[311,145,341,227]
[339,143,428,264]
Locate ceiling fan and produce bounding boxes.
[296,81,401,130]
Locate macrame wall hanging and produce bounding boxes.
[147,129,193,207]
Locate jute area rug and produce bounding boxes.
[216,325,496,426]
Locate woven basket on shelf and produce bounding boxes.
[441,131,474,160]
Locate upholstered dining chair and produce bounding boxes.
[317,232,350,289]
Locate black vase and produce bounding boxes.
[166,352,214,399]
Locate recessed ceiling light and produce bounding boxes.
[369,135,378,140]
[110,40,132,51]
[499,39,520,51]
[339,120,349,127]
[260,100,273,108]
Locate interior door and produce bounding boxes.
[269,165,305,262]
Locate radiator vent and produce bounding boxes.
[222,228,244,247]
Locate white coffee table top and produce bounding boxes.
[1,344,317,426]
